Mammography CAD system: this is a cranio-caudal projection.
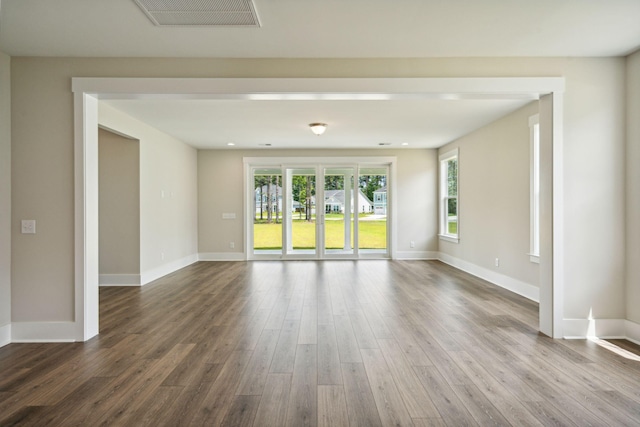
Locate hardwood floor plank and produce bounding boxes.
[412,365,480,426]
[407,322,470,386]
[318,323,343,385]
[118,385,184,426]
[360,348,414,427]
[207,323,249,364]
[448,351,544,426]
[317,288,334,325]
[341,363,383,427]
[93,343,195,426]
[0,405,47,426]
[285,344,318,427]
[285,282,306,320]
[221,395,261,427]
[190,350,253,426]
[451,383,512,426]
[520,399,581,427]
[236,328,279,395]
[361,304,393,339]
[235,308,273,351]
[334,315,362,363]
[10,377,115,427]
[264,296,290,330]
[299,304,318,345]
[270,319,301,373]
[254,373,292,427]
[377,338,439,418]
[160,377,219,425]
[382,315,434,367]
[318,385,349,427]
[595,389,640,422]
[349,309,378,349]
[411,418,448,427]
[329,282,349,317]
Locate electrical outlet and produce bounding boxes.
[230,242,235,249]
[21,220,36,234]
[410,241,415,248]
[495,258,500,267]
[161,252,165,261]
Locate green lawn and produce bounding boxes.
[254,220,386,250]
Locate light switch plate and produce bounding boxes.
[222,213,236,219]
[21,220,36,234]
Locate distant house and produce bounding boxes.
[373,186,387,215]
[324,189,373,214]
[255,184,283,214]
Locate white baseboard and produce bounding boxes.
[624,319,640,345]
[99,274,141,286]
[0,323,11,347]
[199,252,246,261]
[395,251,439,260]
[438,252,540,302]
[141,254,198,285]
[11,321,77,343]
[563,318,626,339]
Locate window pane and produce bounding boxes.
[447,159,458,197]
[446,197,457,235]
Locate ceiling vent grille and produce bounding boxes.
[134,0,261,27]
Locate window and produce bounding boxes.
[439,149,459,243]
[529,114,540,263]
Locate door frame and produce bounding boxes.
[73,76,565,341]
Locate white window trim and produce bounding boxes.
[529,114,540,263]
[439,148,459,243]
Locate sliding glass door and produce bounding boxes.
[249,160,390,260]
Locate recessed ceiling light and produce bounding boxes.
[401,143,409,146]
[227,142,235,146]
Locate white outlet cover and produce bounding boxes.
[21,219,36,234]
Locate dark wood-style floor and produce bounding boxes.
[1,261,639,426]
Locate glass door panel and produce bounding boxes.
[285,168,317,255]
[253,168,283,255]
[358,167,388,254]
[323,167,355,256]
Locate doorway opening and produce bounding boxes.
[74,77,564,341]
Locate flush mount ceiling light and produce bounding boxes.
[309,123,328,136]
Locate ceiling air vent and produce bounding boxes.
[134,0,261,27]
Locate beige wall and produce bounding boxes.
[10,57,626,326]
[627,49,640,324]
[99,104,198,282]
[439,102,539,289]
[98,128,140,276]
[0,52,10,329]
[198,149,438,255]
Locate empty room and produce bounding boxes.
[1,1,640,426]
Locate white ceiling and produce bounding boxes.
[1,0,639,58]
[3,1,638,150]
[102,98,533,149]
